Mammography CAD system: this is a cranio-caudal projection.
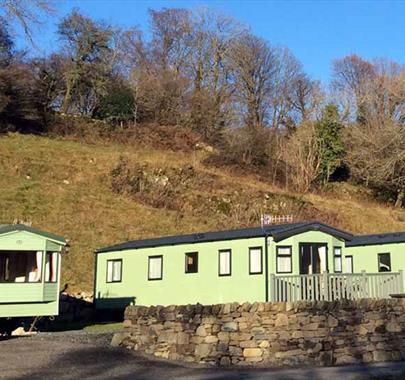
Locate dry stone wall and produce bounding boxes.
[118,299,405,367]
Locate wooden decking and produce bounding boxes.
[270,271,404,302]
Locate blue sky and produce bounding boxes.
[14,0,405,83]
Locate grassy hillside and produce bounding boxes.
[1,133,404,291]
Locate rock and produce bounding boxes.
[259,340,269,348]
[195,343,212,358]
[217,342,229,353]
[240,340,257,348]
[327,315,338,327]
[319,351,333,366]
[275,349,303,359]
[243,348,262,358]
[123,319,133,328]
[245,356,263,362]
[222,322,238,332]
[275,313,289,327]
[358,326,368,335]
[204,335,218,343]
[111,332,131,347]
[363,352,374,363]
[229,346,243,356]
[222,303,231,314]
[220,356,231,366]
[11,327,27,336]
[292,331,304,339]
[239,322,249,330]
[373,350,392,362]
[196,326,207,337]
[218,332,230,342]
[386,322,401,333]
[177,332,189,344]
[335,355,358,365]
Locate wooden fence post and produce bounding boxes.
[270,274,276,302]
[361,270,368,298]
[398,270,404,294]
[322,271,329,301]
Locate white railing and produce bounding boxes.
[270,271,404,302]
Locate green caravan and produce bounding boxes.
[94,221,405,311]
[0,224,66,334]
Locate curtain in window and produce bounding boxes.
[32,251,42,282]
[250,248,262,273]
[149,257,162,279]
[318,246,327,273]
[219,250,231,275]
[51,252,58,282]
[112,261,121,281]
[107,261,113,282]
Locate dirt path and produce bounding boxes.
[1,331,405,379]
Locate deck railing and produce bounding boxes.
[270,271,404,302]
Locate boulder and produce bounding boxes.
[111,332,131,347]
[243,348,262,358]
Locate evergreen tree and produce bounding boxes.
[315,104,345,184]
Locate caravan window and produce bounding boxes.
[276,246,292,273]
[218,249,231,276]
[148,255,163,280]
[185,252,198,273]
[0,251,42,283]
[249,247,263,274]
[378,253,391,272]
[107,259,122,282]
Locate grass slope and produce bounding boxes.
[1,133,404,291]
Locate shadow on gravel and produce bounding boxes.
[10,343,405,380]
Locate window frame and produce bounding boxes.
[378,252,391,273]
[276,245,293,274]
[45,252,59,283]
[218,249,232,277]
[333,246,342,273]
[106,259,123,283]
[185,251,199,274]
[148,255,163,281]
[249,246,263,275]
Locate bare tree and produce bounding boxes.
[149,8,192,74]
[332,54,376,122]
[288,75,323,125]
[0,0,54,42]
[228,33,279,130]
[345,119,405,207]
[282,121,322,192]
[185,8,243,139]
[57,9,114,115]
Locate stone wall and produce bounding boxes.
[118,299,405,367]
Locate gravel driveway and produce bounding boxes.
[1,331,405,380]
